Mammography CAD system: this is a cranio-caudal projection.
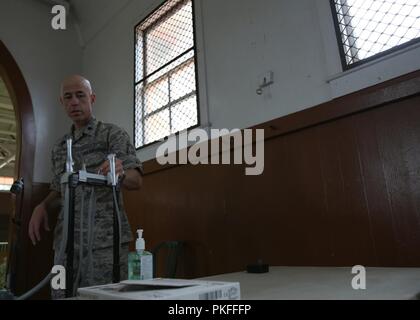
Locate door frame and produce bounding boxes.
[0,40,35,294]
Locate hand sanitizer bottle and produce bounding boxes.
[128,229,153,280]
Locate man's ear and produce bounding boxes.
[91,93,96,104]
[59,96,64,106]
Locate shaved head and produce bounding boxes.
[60,75,93,97]
[60,74,96,128]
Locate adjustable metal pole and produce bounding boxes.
[112,187,120,283]
[108,154,120,283]
[65,174,76,298]
[65,138,75,298]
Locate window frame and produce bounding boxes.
[330,0,420,70]
[133,0,201,150]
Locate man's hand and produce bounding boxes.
[98,158,142,190]
[98,158,124,176]
[28,203,50,245]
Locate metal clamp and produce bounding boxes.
[256,71,274,95]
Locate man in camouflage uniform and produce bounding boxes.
[28,75,143,299]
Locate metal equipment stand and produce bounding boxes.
[62,148,121,298]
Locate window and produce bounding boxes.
[0,176,13,191]
[331,0,420,69]
[134,0,199,148]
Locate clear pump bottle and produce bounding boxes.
[128,229,153,280]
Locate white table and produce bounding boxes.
[197,266,420,300]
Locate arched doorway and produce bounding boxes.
[0,40,35,295]
[0,75,17,290]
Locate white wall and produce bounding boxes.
[0,0,83,183]
[82,0,420,163]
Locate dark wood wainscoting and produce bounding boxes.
[125,70,420,278]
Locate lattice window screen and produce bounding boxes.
[332,0,420,67]
[135,0,199,148]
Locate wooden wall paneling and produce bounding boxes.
[315,117,374,266]
[340,114,376,265]
[269,129,327,265]
[223,147,261,274]
[256,136,291,267]
[318,120,352,265]
[295,128,331,265]
[374,97,420,266]
[353,105,397,266]
[199,162,232,276]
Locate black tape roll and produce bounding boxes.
[246,263,269,273]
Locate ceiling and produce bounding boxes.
[0,77,16,178]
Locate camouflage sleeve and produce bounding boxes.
[50,144,61,193]
[109,126,143,175]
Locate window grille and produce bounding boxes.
[135,0,199,148]
[331,0,420,68]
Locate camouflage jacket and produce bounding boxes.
[50,117,142,251]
